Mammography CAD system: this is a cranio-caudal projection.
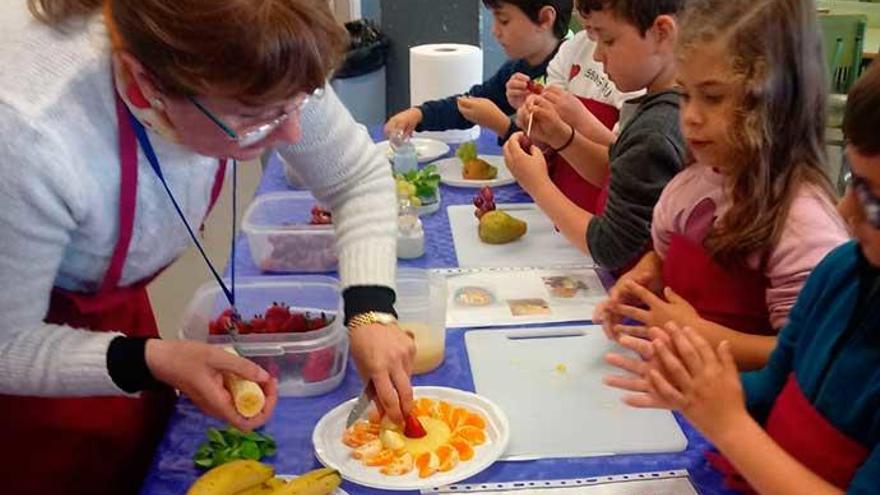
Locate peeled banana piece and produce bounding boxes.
[186,459,274,495]
[223,346,267,418]
[268,468,342,495]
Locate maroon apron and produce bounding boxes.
[662,233,774,336]
[0,95,226,495]
[706,374,869,493]
[548,97,619,215]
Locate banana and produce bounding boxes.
[268,468,341,495]
[186,459,274,495]
[235,477,288,495]
[223,346,267,418]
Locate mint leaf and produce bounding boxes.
[240,441,261,460]
[194,457,215,469]
[207,428,226,446]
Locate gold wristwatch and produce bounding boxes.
[347,311,398,332]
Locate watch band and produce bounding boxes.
[347,311,398,331]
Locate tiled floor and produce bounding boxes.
[147,160,263,339]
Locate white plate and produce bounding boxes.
[312,386,510,491]
[377,139,451,164]
[434,156,516,188]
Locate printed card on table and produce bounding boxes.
[441,267,607,328]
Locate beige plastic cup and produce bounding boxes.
[395,268,448,375]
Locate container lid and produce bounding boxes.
[243,191,335,234]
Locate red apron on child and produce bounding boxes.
[706,374,869,493]
[548,97,618,215]
[0,96,226,495]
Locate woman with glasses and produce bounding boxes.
[0,1,411,493]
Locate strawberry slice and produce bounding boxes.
[403,415,427,439]
[526,80,544,95]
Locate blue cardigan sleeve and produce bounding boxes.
[740,281,809,423]
[849,446,880,494]
[417,60,518,132]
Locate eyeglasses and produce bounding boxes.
[187,88,323,147]
[851,174,880,229]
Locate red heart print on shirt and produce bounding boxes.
[569,65,582,81]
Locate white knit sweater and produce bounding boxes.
[0,5,397,396]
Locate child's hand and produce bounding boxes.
[515,96,572,150]
[502,131,551,192]
[541,86,613,145]
[506,73,531,110]
[604,327,676,408]
[384,108,423,138]
[648,323,748,441]
[610,281,700,335]
[457,97,508,133]
[594,253,664,340]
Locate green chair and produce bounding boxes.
[820,14,867,94]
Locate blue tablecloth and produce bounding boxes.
[140,129,735,495]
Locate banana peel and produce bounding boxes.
[268,468,342,495]
[186,460,274,495]
[186,464,340,495]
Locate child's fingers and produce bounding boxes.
[604,351,647,376]
[617,334,655,359]
[621,279,665,306]
[653,339,694,393]
[648,369,687,408]
[669,326,705,376]
[609,303,650,324]
[615,324,651,339]
[682,326,718,368]
[623,393,669,410]
[604,374,651,393]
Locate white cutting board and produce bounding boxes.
[466,325,688,460]
[448,204,593,268]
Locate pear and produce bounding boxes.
[462,158,498,181]
[478,210,527,244]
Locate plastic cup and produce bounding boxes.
[395,268,447,375]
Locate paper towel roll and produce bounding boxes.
[410,43,483,143]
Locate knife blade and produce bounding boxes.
[345,381,376,428]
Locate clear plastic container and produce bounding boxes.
[243,191,338,273]
[179,276,348,397]
[394,268,447,374]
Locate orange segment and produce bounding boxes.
[413,397,436,417]
[450,437,475,461]
[437,401,454,424]
[353,420,380,436]
[352,439,382,459]
[365,449,395,466]
[454,425,487,446]
[380,452,414,476]
[368,409,383,425]
[463,412,487,430]
[343,428,378,448]
[415,451,440,478]
[436,444,460,472]
[449,407,469,429]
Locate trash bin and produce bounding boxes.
[331,19,390,126]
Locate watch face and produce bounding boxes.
[374,312,398,325]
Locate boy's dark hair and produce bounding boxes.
[575,0,684,34]
[483,0,574,39]
[844,63,880,156]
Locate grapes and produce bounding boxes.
[473,186,496,219]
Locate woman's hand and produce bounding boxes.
[608,281,701,338]
[593,252,664,339]
[505,72,531,110]
[502,131,551,192]
[145,339,278,431]
[457,97,508,134]
[384,108,423,138]
[349,323,416,424]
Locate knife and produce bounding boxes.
[345,381,376,428]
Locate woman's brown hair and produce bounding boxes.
[28,0,347,106]
[677,0,835,267]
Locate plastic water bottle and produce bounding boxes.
[391,131,418,175]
